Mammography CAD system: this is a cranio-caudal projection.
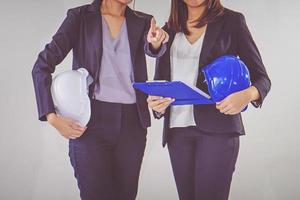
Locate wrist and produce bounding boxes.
[150,42,161,51]
[246,86,259,101]
[46,113,57,125]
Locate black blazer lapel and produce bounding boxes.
[84,11,103,78]
[199,17,225,67]
[161,28,176,81]
[196,17,225,88]
[125,7,146,70]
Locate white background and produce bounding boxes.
[0,0,299,199]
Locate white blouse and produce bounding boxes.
[169,31,206,128]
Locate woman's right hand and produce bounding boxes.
[47,113,87,139]
[147,95,175,114]
[147,18,169,50]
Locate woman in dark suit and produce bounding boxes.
[146,0,271,199]
[31,0,168,199]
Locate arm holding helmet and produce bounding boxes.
[32,9,78,121]
[32,8,86,139]
[216,86,260,115]
[47,113,86,139]
[216,12,271,115]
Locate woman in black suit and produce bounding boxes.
[32,0,168,199]
[146,0,271,199]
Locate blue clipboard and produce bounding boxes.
[133,81,215,105]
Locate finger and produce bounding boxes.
[216,100,229,110]
[155,29,163,41]
[148,98,170,108]
[162,31,169,43]
[161,99,174,108]
[216,102,224,110]
[70,128,85,137]
[226,110,237,115]
[149,95,163,100]
[225,109,236,115]
[153,99,174,112]
[153,104,169,113]
[158,32,166,44]
[148,98,172,109]
[63,134,76,140]
[159,98,173,104]
[75,121,87,128]
[70,134,80,138]
[148,95,163,101]
[150,97,171,104]
[150,18,157,36]
[227,108,242,115]
[73,130,85,137]
[74,123,86,131]
[220,105,232,114]
[70,123,86,131]
[153,104,166,113]
[68,136,77,140]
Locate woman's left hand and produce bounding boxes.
[216,86,259,115]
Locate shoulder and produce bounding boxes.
[219,8,249,34]
[222,8,246,23]
[67,4,91,16]
[126,8,153,29]
[128,9,153,27]
[132,10,153,21]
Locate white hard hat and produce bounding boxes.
[51,68,93,126]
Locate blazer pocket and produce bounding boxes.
[194,104,244,134]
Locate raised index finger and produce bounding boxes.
[150,18,157,36]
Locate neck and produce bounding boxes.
[101,0,127,16]
[187,5,205,21]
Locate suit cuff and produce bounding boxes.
[152,110,164,119]
[250,83,265,108]
[144,42,167,58]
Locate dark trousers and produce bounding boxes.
[69,100,147,200]
[167,127,239,200]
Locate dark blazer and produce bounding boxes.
[149,8,271,146]
[32,0,153,129]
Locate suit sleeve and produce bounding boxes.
[235,13,271,108]
[143,21,168,119]
[31,9,79,121]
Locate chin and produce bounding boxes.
[116,0,133,5]
[184,0,205,7]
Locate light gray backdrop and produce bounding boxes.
[0,0,299,199]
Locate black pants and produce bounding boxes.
[69,100,147,200]
[167,127,239,200]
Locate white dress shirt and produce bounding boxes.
[169,31,206,128]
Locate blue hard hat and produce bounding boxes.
[202,55,251,103]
